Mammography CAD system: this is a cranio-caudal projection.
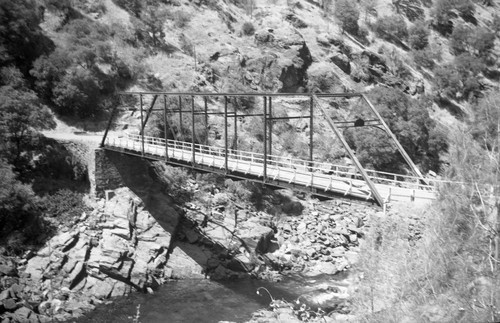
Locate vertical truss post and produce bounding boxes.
[191,95,195,166]
[309,96,314,169]
[139,94,145,157]
[361,94,426,182]
[269,96,273,156]
[309,95,314,190]
[263,96,268,182]
[163,95,169,161]
[100,105,118,148]
[314,95,384,206]
[178,96,183,140]
[204,96,208,145]
[233,100,238,151]
[140,95,158,135]
[224,96,228,173]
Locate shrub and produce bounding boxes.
[179,34,195,56]
[114,0,142,16]
[470,27,495,59]
[435,54,485,100]
[412,48,438,69]
[0,159,46,251]
[335,0,360,34]
[454,0,475,20]
[40,189,88,221]
[354,128,500,323]
[280,132,308,159]
[470,91,500,150]
[492,14,500,34]
[356,25,370,44]
[408,21,429,50]
[224,82,256,111]
[158,164,192,200]
[307,62,341,93]
[241,21,255,35]
[225,179,251,200]
[373,15,408,41]
[173,9,191,28]
[449,22,471,55]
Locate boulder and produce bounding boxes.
[361,50,387,70]
[284,11,307,28]
[304,261,338,276]
[99,230,129,266]
[0,289,10,301]
[12,306,34,322]
[2,298,16,311]
[316,33,331,47]
[0,264,16,277]
[24,257,51,281]
[255,30,274,43]
[91,278,114,299]
[237,221,274,254]
[226,253,255,272]
[68,262,86,289]
[330,52,351,75]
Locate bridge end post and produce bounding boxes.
[191,95,196,167]
[263,96,268,182]
[224,96,228,174]
[163,94,169,161]
[139,94,145,157]
[100,105,118,148]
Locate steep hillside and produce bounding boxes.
[0,0,495,176]
[33,0,500,172]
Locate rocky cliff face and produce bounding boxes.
[2,187,199,322]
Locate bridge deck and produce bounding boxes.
[103,134,436,204]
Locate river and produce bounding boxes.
[76,272,351,323]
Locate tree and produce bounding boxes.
[435,54,485,100]
[450,22,472,55]
[138,6,169,47]
[52,68,101,118]
[0,86,55,161]
[0,66,27,89]
[454,0,475,19]
[0,0,53,73]
[408,21,429,50]
[349,88,448,172]
[470,27,495,59]
[431,0,455,35]
[360,0,378,22]
[471,91,500,151]
[0,158,41,243]
[64,19,113,68]
[335,0,360,35]
[30,50,72,100]
[492,14,500,35]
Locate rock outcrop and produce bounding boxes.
[266,201,374,277]
[5,187,204,322]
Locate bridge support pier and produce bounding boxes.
[92,149,125,198]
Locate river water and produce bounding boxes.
[77,272,350,323]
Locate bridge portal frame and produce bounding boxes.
[102,91,426,206]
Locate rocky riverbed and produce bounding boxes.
[0,183,378,322]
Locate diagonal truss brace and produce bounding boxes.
[313,95,384,206]
[361,94,426,183]
[139,95,158,135]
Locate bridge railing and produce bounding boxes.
[106,133,437,192]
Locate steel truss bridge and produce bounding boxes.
[101,92,441,206]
